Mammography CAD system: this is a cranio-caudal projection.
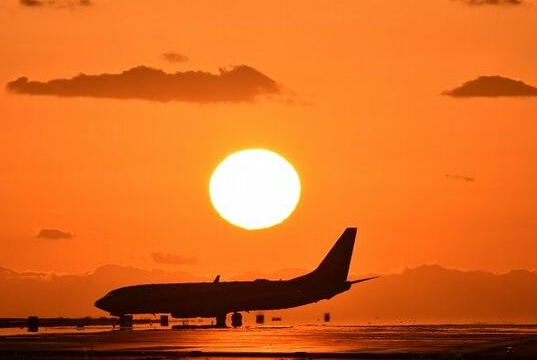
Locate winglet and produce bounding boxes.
[213,275,220,283]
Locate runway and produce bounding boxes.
[1,324,537,359]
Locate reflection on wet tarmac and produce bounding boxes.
[1,325,537,355]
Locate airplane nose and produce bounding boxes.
[94,297,107,311]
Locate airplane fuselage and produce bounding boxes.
[97,274,351,318]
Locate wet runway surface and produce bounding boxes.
[1,325,537,359]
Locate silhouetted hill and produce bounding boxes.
[286,265,537,324]
[0,265,206,317]
[1,264,536,323]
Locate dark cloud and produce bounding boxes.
[6,65,281,103]
[445,174,475,182]
[444,76,537,97]
[151,252,199,265]
[36,228,73,240]
[456,0,522,5]
[162,52,189,63]
[20,0,43,6]
[19,0,92,8]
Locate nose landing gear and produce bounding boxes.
[118,314,133,329]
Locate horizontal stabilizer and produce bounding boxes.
[348,276,379,285]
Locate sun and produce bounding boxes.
[209,149,301,230]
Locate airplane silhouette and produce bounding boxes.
[95,227,377,327]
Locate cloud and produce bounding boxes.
[151,252,199,265]
[444,76,537,97]
[162,52,189,63]
[456,0,522,5]
[445,174,475,182]
[19,0,92,8]
[20,0,43,6]
[36,228,73,240]
[6,65,281,103]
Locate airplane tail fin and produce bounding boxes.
[311,227,357,283]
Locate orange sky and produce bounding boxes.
[1,0,537,278]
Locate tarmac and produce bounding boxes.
[1,324,536,360]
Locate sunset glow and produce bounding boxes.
[1,0,537,325]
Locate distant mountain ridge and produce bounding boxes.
[1,264,536,323]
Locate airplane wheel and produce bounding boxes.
[231,312,242,328]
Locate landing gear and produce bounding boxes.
[214,312,242,328]
[119,314,133,329]
[231,312,242,328]
[216,314,227,328]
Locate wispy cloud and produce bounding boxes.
[19,0,92,8]
[443,76,537,97]
[162,52,189,63]
[36,228,73,240]
[151,252,199,265]
[455,0,522,5]
[445,174,475,182]
[7,65,281,103]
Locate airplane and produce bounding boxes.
[94,227,377,327]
